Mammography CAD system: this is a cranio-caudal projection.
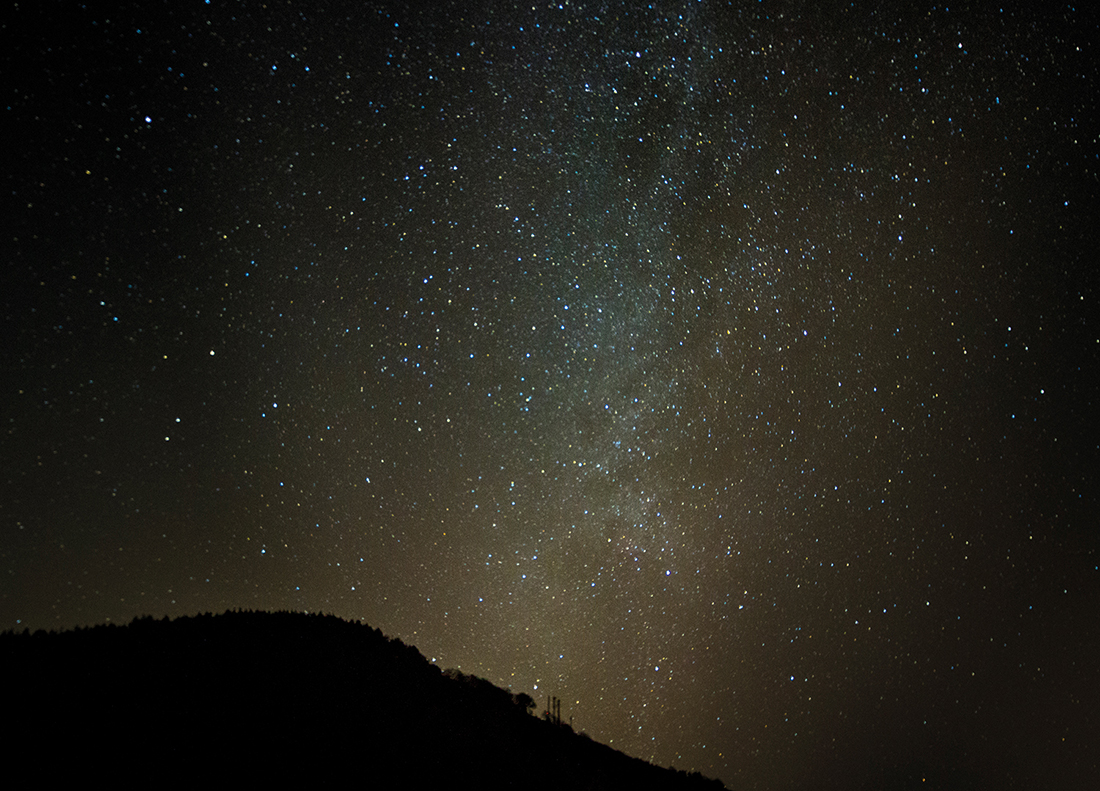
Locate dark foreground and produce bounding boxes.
[3,610,724,788]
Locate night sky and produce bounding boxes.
[4,2,1098,787]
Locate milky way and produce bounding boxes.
[4,2,1097,788]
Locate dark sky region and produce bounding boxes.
[4,1,1097,788]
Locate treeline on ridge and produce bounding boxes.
[2,610,724,789]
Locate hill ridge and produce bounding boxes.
[3,609,725,789]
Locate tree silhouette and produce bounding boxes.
[514,691,536,715]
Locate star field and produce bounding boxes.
[4,2,1098,788]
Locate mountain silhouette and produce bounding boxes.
[2,610,725,788]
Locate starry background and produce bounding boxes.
[4,1,1098,788]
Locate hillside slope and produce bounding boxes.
[2,611,724,788]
